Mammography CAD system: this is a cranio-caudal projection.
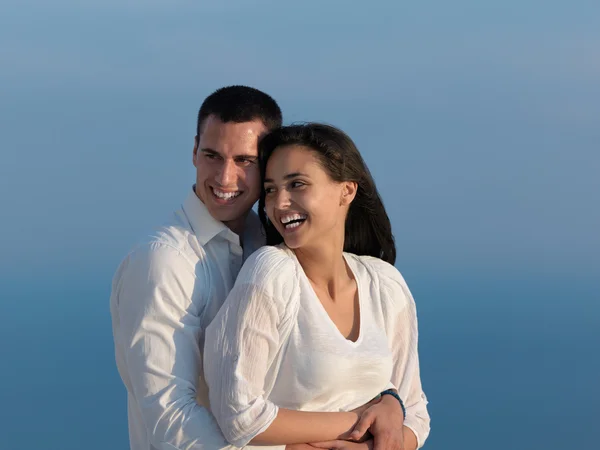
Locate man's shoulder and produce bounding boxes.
[110,211,214,321]
[118,208,206,273]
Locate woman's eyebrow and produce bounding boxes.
[264,172,307,183]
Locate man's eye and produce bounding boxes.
[204,153,217,160]
[237,158,255,166]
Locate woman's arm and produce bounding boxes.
[251,408,360,445]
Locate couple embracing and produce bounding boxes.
[110,86,430,450]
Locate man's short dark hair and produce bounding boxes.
[196,85,282,137]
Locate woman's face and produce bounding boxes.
[264,145,355,250]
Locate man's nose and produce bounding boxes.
[216,160,236,186]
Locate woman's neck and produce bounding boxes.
[293,237,350,300]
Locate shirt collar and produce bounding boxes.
[182,187,265,251]
[183,188,230,246]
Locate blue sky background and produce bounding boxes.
[1,1,598,449]
[2,0,599,282]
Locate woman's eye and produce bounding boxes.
[290,181,305,189]
[264,186,275,194]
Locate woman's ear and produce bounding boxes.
[340,181,358,206]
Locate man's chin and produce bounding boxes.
[209,209,243,223]
[207,203,251,225]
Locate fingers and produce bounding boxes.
[350,411,374,441]
[367,397,381,408]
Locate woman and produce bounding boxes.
[204,124,430,450]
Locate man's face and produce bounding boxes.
[193,115,268,233]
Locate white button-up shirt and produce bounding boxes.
[110,189,265,450]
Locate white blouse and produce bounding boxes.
[204,245,430,449]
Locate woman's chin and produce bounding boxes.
[282,237,301,249]
[278,224,307,249]
[281,232,307,250]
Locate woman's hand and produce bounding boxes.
[349,395,405,450]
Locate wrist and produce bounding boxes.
[380,394,397,406]
[380,389,406,419]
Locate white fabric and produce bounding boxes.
[110,188,268,450]
[204,245,430,449]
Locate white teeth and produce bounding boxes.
[281,213,307,231]
[281,213,307,224]
[213,188,241,200]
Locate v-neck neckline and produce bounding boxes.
[288,248,364,346]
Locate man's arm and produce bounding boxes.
[384,269,431,449]
[111,243,238,450]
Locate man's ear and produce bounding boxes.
[340,181,358,206]
[193,135,199,167]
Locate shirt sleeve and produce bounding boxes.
[375,261,431,448]
[111,242,238,450]
[203,247,297,448]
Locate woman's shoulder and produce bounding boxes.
[349,253,413,309]
[238,244,298,290]
[348,253,403,283]
[244,244,295,269]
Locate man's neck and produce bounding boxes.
[223,215,247,243]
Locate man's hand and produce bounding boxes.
[311,439,374,450]
[349,395,405,450]
[350,396,381,417]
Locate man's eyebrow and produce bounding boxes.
[264,172,307,183]
[200,149,257,160]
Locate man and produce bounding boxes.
[110,85,282,450]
